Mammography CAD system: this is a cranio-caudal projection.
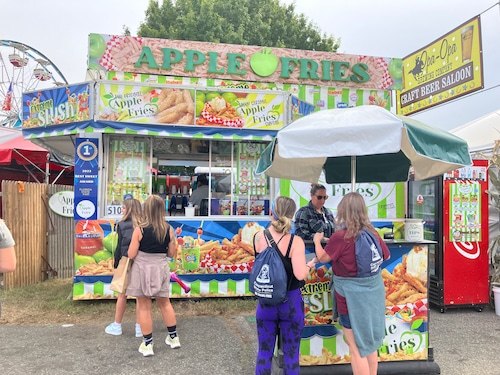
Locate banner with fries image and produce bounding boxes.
[169,220,266,275]
[73,219,271,300]
[96,82,285,130]
[299,241,431,366]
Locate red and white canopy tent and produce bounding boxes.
[0,127,73,184]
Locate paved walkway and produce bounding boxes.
[1,305,499,374]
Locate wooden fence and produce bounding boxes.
[1,181,74,290]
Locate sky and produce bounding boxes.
[1,0,499,131]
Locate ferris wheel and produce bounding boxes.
[0,40,68,128]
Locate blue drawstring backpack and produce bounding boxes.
[250,230,293,305]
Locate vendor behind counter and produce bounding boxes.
[189,174,209,207]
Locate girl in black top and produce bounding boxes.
[126,195,179,357]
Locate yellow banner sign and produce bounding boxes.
[397,17,483,115]
[96,82,286,130]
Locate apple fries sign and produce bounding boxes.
[97,82,286,130]
[88,33,401,90]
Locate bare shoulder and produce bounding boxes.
[292,233,305,246]
[253,230,266,252]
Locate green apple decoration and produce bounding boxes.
[88,61,102,70]
[221,92,237,103]
[93,249,112,263]
[205,92,220,102]
[250,48,279,77]
[75,253,96,271]
[196,92,206,102]
[102,232,118,254]
[195,100,205,116]
[89,33,107,59]
[388,58,403,80]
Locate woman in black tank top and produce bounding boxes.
[126,195,180,357]
[253,196,317,375]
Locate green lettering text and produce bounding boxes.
[161,48,183,70]
[134,46,159,69]
[227,53,246,75]
[184,49,206,72]
[351,63,370,83]
[280,58,299,78]
[298,59,319,80]
[207,52,225,74]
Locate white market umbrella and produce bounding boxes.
[256,105,472,189]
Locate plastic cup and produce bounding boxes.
[182,245,200,272]
[167,257,176,271]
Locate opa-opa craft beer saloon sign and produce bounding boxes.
[88,33,401,90]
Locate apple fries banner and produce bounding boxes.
[397,16,483,115]
[97,81,286,130]
[106,71,392,112]
[88,33,402,90]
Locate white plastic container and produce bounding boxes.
[405,219,424,242]
[185,206,195,217]
[493,286,500,316]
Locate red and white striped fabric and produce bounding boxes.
[99,36,144,71]
[200,253,253,273]
[201,103,244,128]
[375,57,394,90]
[358,55,394,90]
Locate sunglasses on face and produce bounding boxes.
[315,195,328,200]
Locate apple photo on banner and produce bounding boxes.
[388,58,403,90]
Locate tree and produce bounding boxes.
[136,0,340,52]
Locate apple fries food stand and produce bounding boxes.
[19,34,441,373]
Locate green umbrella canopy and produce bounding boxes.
[256,106,472,185]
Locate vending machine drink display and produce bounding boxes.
[408,160,489,311]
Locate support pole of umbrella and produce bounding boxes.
[351,156,356,192]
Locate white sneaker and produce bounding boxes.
[165,335,181,349]
[138,342,154,357]
[135,323,142,338]
[105,322,122,336]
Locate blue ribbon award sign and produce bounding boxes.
[74,138,99,220]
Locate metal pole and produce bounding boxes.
[45,153,50,184]
[351,155,356,192]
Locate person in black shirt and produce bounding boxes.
[126,195,180,357]
[294,183,336,241]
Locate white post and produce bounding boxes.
[351,155,356,192]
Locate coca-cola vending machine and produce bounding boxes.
[408,159,489,312]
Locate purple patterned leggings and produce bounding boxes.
[255,288,304,375]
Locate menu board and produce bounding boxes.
[107,140,148,212]
[449,182,481,242]
[236,143,267,195]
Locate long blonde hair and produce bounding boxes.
[121,198,143,228]
[270,196,296,234]
[140,195,169,243]
[336,192,374,239]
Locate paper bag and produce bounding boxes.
[110,256,131,294]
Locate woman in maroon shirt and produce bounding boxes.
[313,192,390,375]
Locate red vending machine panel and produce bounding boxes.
[442,160,489,306]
